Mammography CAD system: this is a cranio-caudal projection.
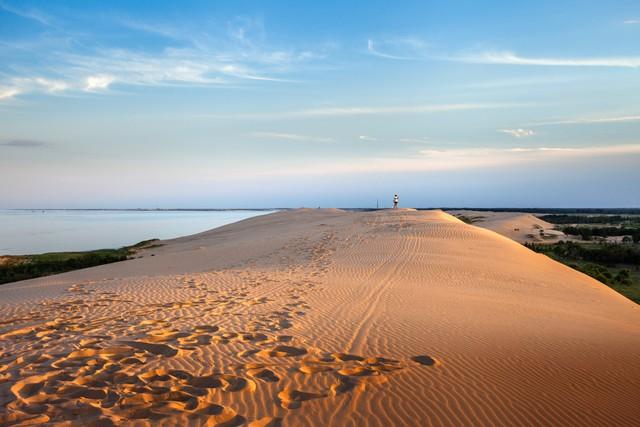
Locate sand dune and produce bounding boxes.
[1,209,639,426]
[448,210,565,243]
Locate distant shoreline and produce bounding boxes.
[3,207,640,213]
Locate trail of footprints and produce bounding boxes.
[0,231,438,426]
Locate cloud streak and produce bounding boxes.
[202,102,518,120]
[397,137,430,144]
[358,135,378,141]
[0,139,48,148]
[0,1,53,26]
[366,37,428,60]
[0,86,22,100]
[273,144,640,176]
[499,128,536,138]
[249,132,334,142]
[534,115,640,126]
[458,51,640,68]
[289,103,512,117]
[0,14,321,101]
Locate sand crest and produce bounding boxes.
[1,209,639,426]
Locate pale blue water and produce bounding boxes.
[0,210,275,255]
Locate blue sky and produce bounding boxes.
[1,0,639,208]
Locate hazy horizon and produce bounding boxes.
[2,1,639,208]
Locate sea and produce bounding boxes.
[0,210,275,255]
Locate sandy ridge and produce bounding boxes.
[1,209,639,426]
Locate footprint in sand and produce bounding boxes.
[298,360,334,375]
[119,340,179,357]
[330,376,358,396]
[238,348,261,357]
[249,417,283,427]
[411,355,438,366]
[247,368,280,383]
[257,345,307,358]
[277,389,326,409]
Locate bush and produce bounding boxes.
[615,269,633,286]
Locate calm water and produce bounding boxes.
[0,210,275,255]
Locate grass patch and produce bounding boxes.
[0,239,161,285]
[525,241,640,304]
[539,214,640,225]
[454,214,485,224]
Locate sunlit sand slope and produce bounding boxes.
[448,210,565,243]
[1,209,638,426]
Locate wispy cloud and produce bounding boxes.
[458,51,640,68]
[201,102,517,120]
[534,115,640,126]
[0,86,22,100]
[0,1,53,27]
[290,103,511,117]
[116,18,188,41]
[1,45,312,101]
[414,145,640,170]
[0,13,322,101]
[84,75,115,91]
[624,19,640,24]
[358,135,378,141]
[0,139,48,148]
[366,37,427,60]
[463,75,575,89]
[249,132,333,142]
[397,137,430,144]
[499,128,536,138]
[274,144,640,176]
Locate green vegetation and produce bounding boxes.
[539,214,640,225]
[560,226,640,242]
[0,239,161,285]
[454,214,485,224]
[525,241,640,304]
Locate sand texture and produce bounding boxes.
[1,209,639,426]
[448,210,566,243]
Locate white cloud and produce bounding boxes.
[117,18,186,41]
[200,102,517,120]
[358,135,378,141]
[535,115,640,126]
[273,144,640,176]
[397,137,430,143]
[0,1,52,26]
[0,86,21,100]
[624,20,640,24]
[464,75,575,89]
[34,78,69,93]
[1,42,310,100]
[458,51,640,68]
[499,128,536,138]
[250,132,333,142]
[84,75,115,91]
[292,103,511,117]
[1,15,322,101]
[366,37,427,60]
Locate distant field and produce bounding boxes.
[433,208,640,215]
[525,241,640,304]
[526,213,640,304]
[0,239,161,285]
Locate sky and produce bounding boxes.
[1,0,639,208]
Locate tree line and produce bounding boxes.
[540,214,640,225]
[561,226,640,242]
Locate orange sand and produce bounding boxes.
[448,210,566,243]
[1,209,638,426]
